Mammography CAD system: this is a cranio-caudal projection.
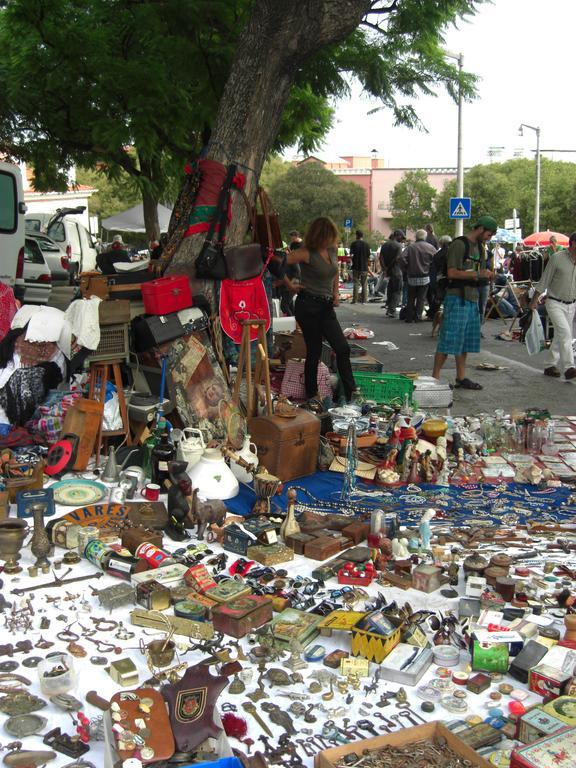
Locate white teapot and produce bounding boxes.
[178,427,205,470]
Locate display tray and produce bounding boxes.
[314,721,494,768]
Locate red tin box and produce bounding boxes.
[211,595,273,638]
[142,275,192,315]
[529,664,573,700]
[510,726,576,768]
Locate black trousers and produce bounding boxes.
[294,293,355,401]
[406,284,428,322]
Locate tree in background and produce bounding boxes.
[267,161,367,240]
[435,157,576,237]
[259,156,292,193]
[0,0,484,244]
[389,169,438,233]
[76,167,141,224]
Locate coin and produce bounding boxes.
[140,747,155,760]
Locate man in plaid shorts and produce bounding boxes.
[432,215,497,390]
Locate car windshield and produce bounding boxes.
[35,237,60,252]
[47,221,65,242]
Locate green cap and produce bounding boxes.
[475,215,497,232]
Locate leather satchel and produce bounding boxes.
[131,313,185,352]
[223,242,264,281]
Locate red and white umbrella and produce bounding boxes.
[523,230,569,247]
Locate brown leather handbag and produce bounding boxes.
[255,188,283,248]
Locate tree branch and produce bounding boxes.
[361,19,385,32]
[367,0,398,12]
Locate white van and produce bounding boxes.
[25,207,98,280]
[0,161,26,300]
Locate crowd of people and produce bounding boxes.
[274,216,576,402]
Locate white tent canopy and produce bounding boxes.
[101,203,172,233]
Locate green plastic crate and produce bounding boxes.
[353,372,413,406]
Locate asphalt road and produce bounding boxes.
[49,283,573,416]
[335,299,575,416]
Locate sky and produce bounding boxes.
[288,0,574,169]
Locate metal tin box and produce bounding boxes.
[211,595,273,638]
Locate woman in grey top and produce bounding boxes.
[288,217,356,403]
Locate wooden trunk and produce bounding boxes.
[248,410,320,481]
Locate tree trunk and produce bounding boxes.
[139,154,161,241]
[167,0,371,282]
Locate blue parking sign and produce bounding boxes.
[344,217,353,228]
[449,197,471,219]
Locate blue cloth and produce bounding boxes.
[224,471,576,527]
[437,294,481,355]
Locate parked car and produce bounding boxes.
[23,236,52,304]
[26,232,70,282]
[25,206,98,280]
[0,161,26,301]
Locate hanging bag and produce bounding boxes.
[524,309,546,356]
[195,165,237,280]
[219,249,273,343]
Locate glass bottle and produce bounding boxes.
[151,430,175,488]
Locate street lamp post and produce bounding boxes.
[444,50,465,237]
[518,123,541,233]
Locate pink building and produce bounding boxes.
[304,155,458,238]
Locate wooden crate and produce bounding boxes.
[315,722,494,768]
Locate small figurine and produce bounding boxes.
[166,462,193,541]
[420,450,435,482]
[392,536,410,559]
[419,508,435,551]
[436,463,450,486]
[436,436,447,463]
[407,450,421,485]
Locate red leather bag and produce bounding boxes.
[219,277,270,344]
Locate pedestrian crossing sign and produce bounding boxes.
[449,197,472,219]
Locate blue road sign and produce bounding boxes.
[449,197,472,219]
[344,217,353,228]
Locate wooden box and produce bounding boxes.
[285,531,317,554]
[304,536,343,561]
[315,722,494,768]
[248,410,321,482]
[246,543,294,565]
[121,526,163,554]
[341,521,369,545]
[99,299,131,326]
[6,461,44,502]
[412,564,446,593]
[351,613,403,664]
[510,727,576,768]
[211,595,273,638]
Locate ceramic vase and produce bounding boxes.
[188,448,239,500]
[30,503,51,568]
[229,435,259,483]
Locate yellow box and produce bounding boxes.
[351,615,403,664]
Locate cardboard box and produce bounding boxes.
[314,722,494,768]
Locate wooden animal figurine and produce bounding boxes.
[187,488,227,540]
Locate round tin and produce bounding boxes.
[174,600,206,621]
[433,645,460,667]
[77,525,100,555]
[484,565,508,587]
[494,576,516,602]
[452,671,469,685]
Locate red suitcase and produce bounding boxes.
[142,275,192,315]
